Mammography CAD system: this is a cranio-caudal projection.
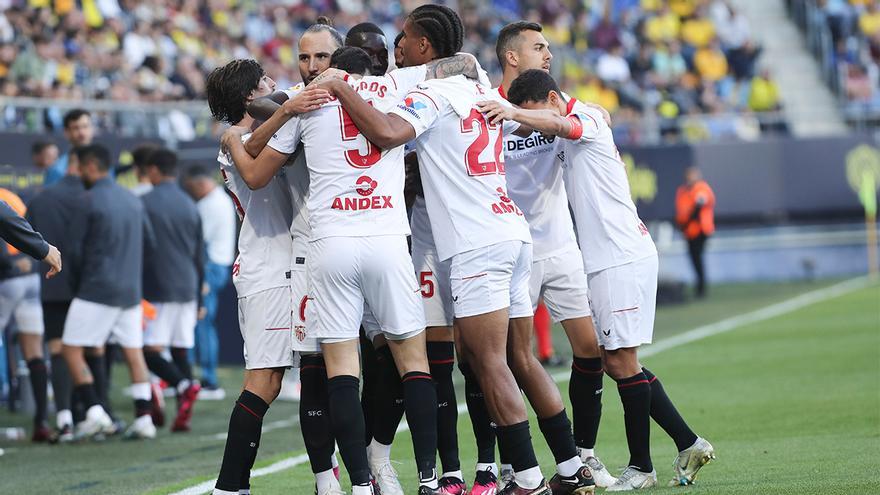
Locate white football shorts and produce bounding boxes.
[412,242,453,328]
[0,274,44,335]
[290,254,321,355]
[587,254,658,351]
[62,298,143,348]
[450,240,533,319]
[530,247,591,322]
[239,285,295,370]
[307,235,426,344]
[143,300,197,348]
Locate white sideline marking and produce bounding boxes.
[203,418,298,441]
[170,277,871,495]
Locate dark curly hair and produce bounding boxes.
[408,5,463,59]
[205,59,264,125]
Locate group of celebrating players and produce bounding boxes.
[205,5,715,495]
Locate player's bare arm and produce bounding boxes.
[424,52,481,80]
[223,126,290,189]
[318,78,415,149]
[243,88,331,157]
[478,100,575,138]
[247,68,347,121]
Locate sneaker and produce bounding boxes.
[74,409,114,440]
[669,437,715,486]
[469,469,498,495]
[605,467,657,491]
[151,381,166,428]
[32,423,52,443]
[578,451,617,488]
[437,476,467,494]
[548,466,595,495]
[50,424,74,444]
[498,479,551,495]
[198,385,227,401]
[124,416,157,440]
[368,456,403,495]
[172,382,201,432]
[499,466,515,488]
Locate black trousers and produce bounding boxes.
[686,234,708,297]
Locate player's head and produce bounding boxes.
[131,143,159,180]
[63,109,94,147]
[182,164,216,201]
[496,21,552,75]
[345,22,388,75]
[507,69,567,114]
[330,47,373,76]
[206,59,276,125]
[300,17,344,84]
[393,32,405,68]
[74,144,112,187]
[399,5,463,67]
[145,147,178,182]
[31,141,59,171]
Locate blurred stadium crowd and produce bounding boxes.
[0,0,791,144]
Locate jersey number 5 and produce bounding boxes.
[461,108,504,176]
[339,106,381,168]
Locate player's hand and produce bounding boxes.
[584,102,612,126]
[477,100,515,126]
[42,244,61,279]
[282,88,332,116]
[307,68,348,86]
[221,126,249,152]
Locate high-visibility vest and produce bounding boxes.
[675,180,715,240]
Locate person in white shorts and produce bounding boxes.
[0,237,49,440]
[492,20,618,489]
[314,7,596,494]
[228,45,470,494]
[484,69,715,491]
[205,53,341,495]
[61,144,156,441]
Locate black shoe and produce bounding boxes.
[499,479,552,495]
[548,466,595,494]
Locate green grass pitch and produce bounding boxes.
[2,279,878,495]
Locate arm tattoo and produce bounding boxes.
[425,53,479,81]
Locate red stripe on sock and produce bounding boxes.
[429,358,455,365]
[237,402,263,419]
[402,373,432,383]
[617,379,650,389]
[300,365,325,371]
[572,362,604,375]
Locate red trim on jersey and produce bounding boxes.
[565,115,584,140]
[408,90,440,110]
[612,306,639,314]
[461,272,488,280]
[566,97,578,115]
[497,85,507,100]
[221,167,246,219]
[265,327,291,331]
[388,72,398,90]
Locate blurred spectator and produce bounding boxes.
[182,165,235,399]
[45,109,93,186]
[694,39,729,82]
[30,141,59,175]
[676,166,715,298]
[859,3,880,37]
[597,43,631,83]
[748,69,781,112]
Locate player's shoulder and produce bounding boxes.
[283,82,305,98]
[567,99,605,128]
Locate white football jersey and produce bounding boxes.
[409,195,434,252]
[389,76,531,261]
[268,67,428,241]
[219,134,294,297]
[493,87,577,261]
[561,99,657,273]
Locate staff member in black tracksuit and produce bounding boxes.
[0,200,61,273]
[25,155,87,442]
[140,148,203,433]
[60,144,158,440]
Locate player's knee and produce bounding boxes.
[244,369,284,404]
